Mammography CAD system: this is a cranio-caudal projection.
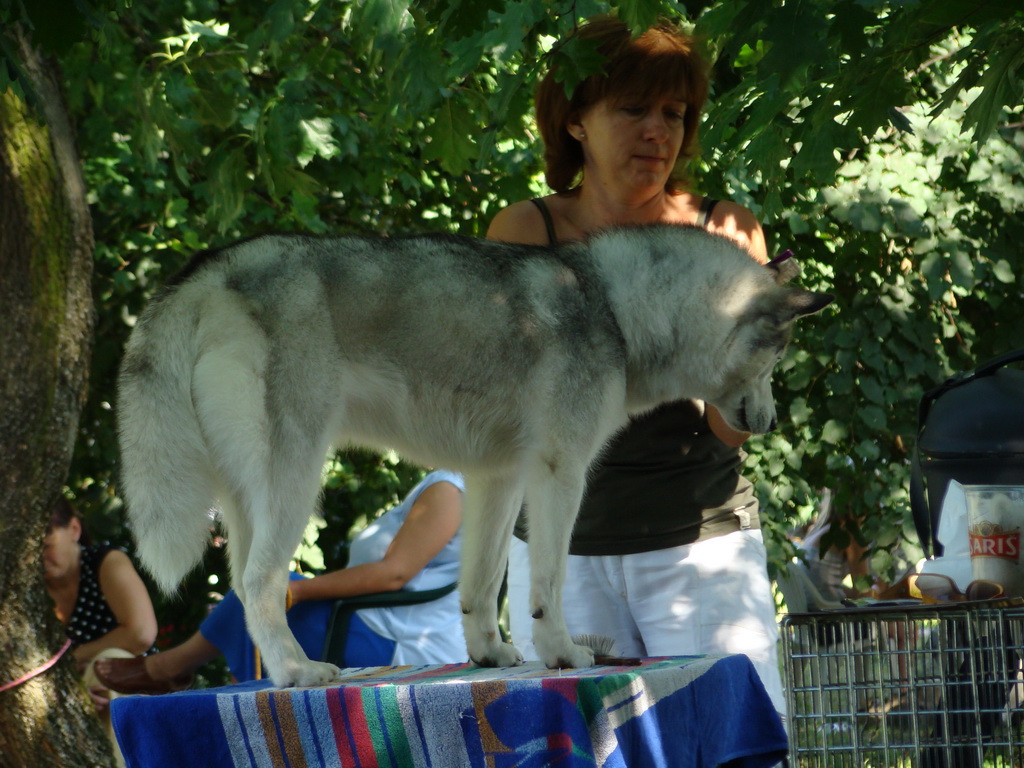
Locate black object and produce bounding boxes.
[320,582,458,665]
[919,613,1020,768]
[911,348,1024,557]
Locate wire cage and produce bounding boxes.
[782,600,1024,767]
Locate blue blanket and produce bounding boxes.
[111,655,787,767]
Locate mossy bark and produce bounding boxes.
[0,24,114,768]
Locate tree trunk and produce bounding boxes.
[0,25,114,767]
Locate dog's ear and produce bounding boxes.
[767,257,800,285]
[744,288,834,336]
[782,288,835,320]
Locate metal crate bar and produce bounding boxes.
[782,602,1024,767]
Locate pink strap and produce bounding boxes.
[0,638,72,693]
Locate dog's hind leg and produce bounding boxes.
[523,461,596,670]
[216,488,251,608]
[460,473,525,668]
[194,337,340,688]
[238,446,342,689]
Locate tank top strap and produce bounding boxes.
[698,196,720,229]
[532,196,717,241]
[530,198,559,245]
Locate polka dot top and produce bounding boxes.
[66,545,121,647]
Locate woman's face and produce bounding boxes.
[571,94,687,195]
[43,519,81,581]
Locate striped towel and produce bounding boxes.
[111,656,787,768]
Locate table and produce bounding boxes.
[110,655,786,768]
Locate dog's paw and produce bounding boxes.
[469,640,524,668]
[539,640,595,670]
[270,659,342,688]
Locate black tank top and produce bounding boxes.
[67,545,123,646]
[521,197,759,555]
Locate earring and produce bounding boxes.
[578,132,586,140]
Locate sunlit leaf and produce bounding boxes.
[298,118,340,168]
[992,259,1015,283]
[961,40,1024,144]
[821,420,849,445]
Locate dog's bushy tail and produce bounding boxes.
[117,289,218,596]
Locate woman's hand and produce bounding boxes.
[88,683,112,714]
[706,404,750,447]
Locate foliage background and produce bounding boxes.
[4,0,1021,684]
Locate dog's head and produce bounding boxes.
[709,265,833,434]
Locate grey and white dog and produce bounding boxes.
[117,224,833,687]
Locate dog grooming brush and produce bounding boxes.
[572,634,643,666]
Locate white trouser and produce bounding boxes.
[507,530,785,715]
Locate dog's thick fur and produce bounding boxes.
[118,224,833,687]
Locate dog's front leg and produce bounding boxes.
[525,466,595,669]
[241,564,339,687]
[459,474,524,667]
[237,499,341,688]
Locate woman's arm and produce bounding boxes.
[705,200,769,265]
[486,200,551,244]
[289,481,462,605]
[73,549,159,670]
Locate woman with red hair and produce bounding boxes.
[489,15,784,716]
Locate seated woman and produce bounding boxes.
[44,497,159,757]
[95,470,464,693]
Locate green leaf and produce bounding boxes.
[477,0,546,66]
[182,19,231,40]
[847,203,883,232]
[433,0,504,39]
[821,419,848,445]
[855,439,881,461]
[931,21,1024,143]
[858,376,886,405]
[919,252,948,301]
[992,259,1015,283]
[788,396,811,425]
[961,40,1024,144]
[208,147,249,232]
[192,73,238,130]
[790,115,851,182]
[617,0,666,35]
[947,249,975,289]
[297,118,340,168]
[270,165,320,203]
[743,121,790,177]
[859,405,887,430]
[264,0,297,44]
[551,36,608,99]
[479,67,534,164]
[756,3,830,88]
[355,0,411,36]
[424,97,478,175]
